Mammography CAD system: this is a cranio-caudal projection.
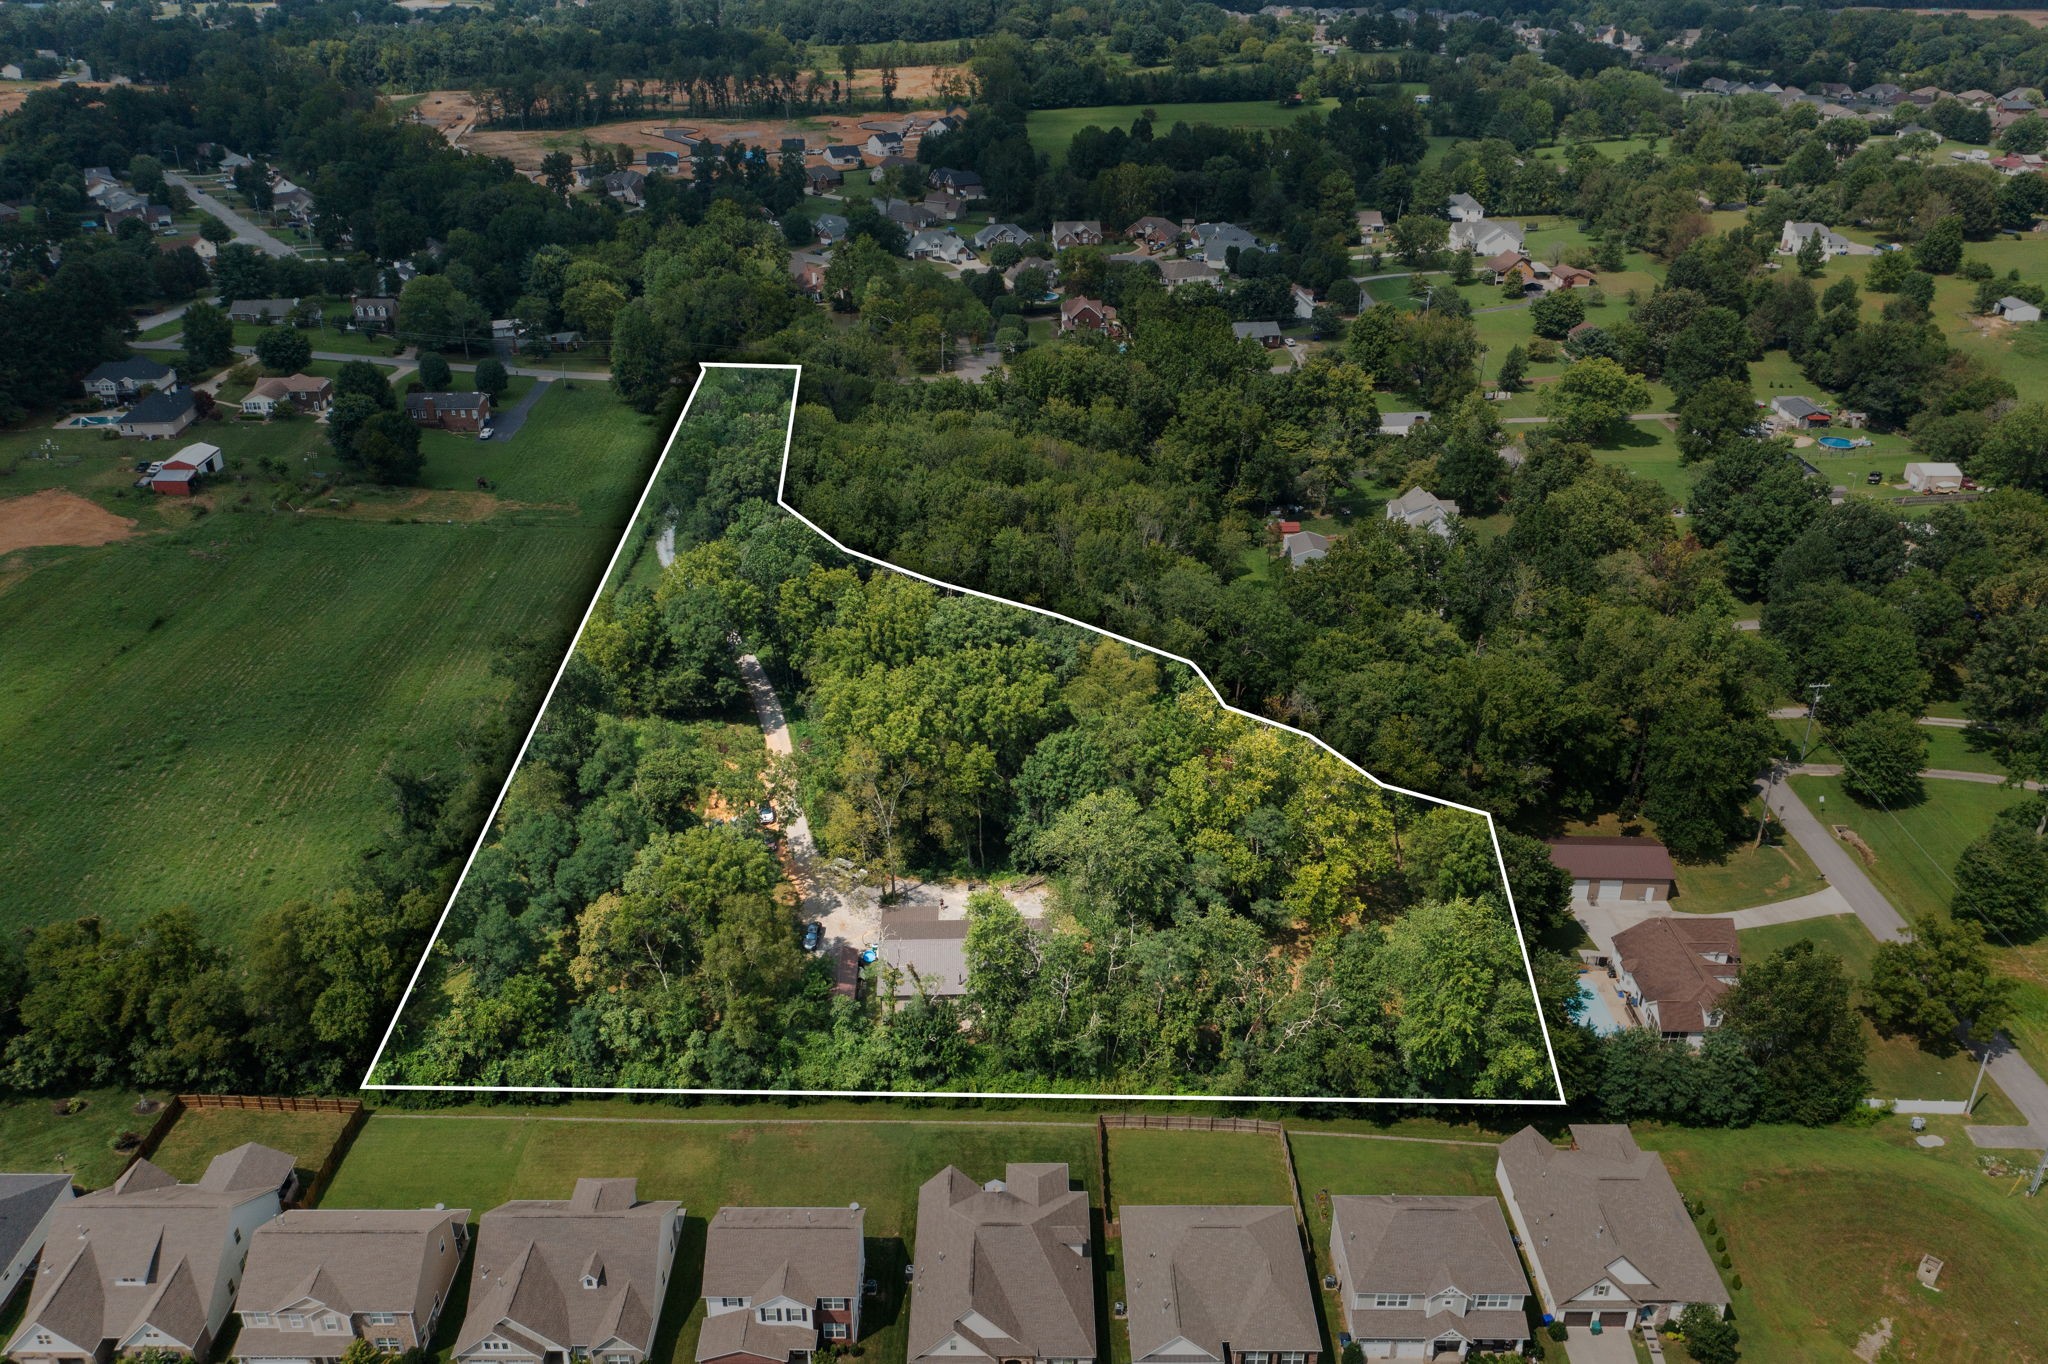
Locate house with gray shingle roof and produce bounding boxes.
[1282,529,1330,567]
[697,1207,865,1364]
[908,1164,1094,1364]
[454,1179,683,1364]
[6,1146,297,1364]
[1495,1126,1728,1330]
[1385,486,1458,539]
[1120,1205,1318,1364]
[1329,1195,1529,1358]
[233,1207,470,1363]
[0,1175,74,1312]
[82,356,178,404]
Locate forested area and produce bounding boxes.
[374,372,1560,1099]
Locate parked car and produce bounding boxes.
[758,802,776,825]
[1868,471,1884,484]
[802,921,824,952]
[478,426,494,440]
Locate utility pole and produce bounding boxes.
[2031,1141,2047,1197]
[1799,681,1832,761]
[1754,762,1781,848]
[1965,1036,1992,1115]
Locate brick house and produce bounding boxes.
[406,391,492,431]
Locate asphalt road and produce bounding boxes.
[165,172,299,257]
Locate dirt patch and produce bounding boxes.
[315,488,567,521]
[0,80,120,116]
[1834,825,1879,865]
[0,488,138,554]
[1853,1317,1894,1362]
[1907,6,2048,25]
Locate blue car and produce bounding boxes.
[802,922,824,952]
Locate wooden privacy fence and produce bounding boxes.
[1100,1113,1283,1134]
[121,1095,369,1204]
[178,1093,362,1113]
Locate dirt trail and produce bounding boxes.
[0,489,138,554]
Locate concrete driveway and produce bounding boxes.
[1562,1324,1638,1364]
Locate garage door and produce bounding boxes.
[1393,1343,1428,1360]
[1598,880,1623,901]
[1600,1312,1630,1328]
[1563,1312,1593,1326]
[1359,1343,1393,1360]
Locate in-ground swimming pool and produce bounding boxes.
[1574,975,1622,1035]
[71,414,115,426]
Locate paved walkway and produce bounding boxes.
[165,172,298,257]
[1795,762,2041,790]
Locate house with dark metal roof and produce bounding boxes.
[6,1146,297,1364]
[1612,918,1740,1044]
[233,1207,470,1364]
[1328,1195,1529,1359]
[696,1207,864,1364]
[1495,1126,1729,1330]
[1120,1206,1318,1364]
[908,1165,1094,1364]
[453,1179,683,1364]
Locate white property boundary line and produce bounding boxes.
[364,361,1568,1106]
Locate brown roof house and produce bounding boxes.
[1328,1196,1529,1359]
[696,1207,865,1364]
[233,1208,470,1363]
[406,391,492,432]
[1058,296,1118,336]
[907,1164,1094,1364]
[1495,1126,1728,1330]
[1545,838,1677,905]
[453,1179,683,1364]
[7,1144,299,1364]
[1611,918,1740,1044]
[0,1174,76,1312]
[1119,1206,1319,1364]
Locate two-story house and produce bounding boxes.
[1495,1126,1728,1331]
[453,1178,682,1364]
[7,1144,298,1364]
[696,1207,865,1364]
[1328,1195,1530,1359]
[1120,1205,1319,1364]
[1612,918,1740,1045]
[908,1164,1094,1364]
[0,1175,75,1310]
[233,1208,470,1364]
[82,357,179,405]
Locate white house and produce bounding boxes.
[1447,192,1485,221]
[1385,486,1459,539]
[1904,461,1965,492]
[1777,221,1863,259]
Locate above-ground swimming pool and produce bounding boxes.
[1574,974,1623,1035]
[1817,435,1860,449]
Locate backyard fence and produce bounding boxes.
[1099,1113,1284,1134]
[176,1093,362,1113]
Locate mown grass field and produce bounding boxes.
[1104,1128,1292,1214]
[146,1103,359,1186]
[1026,98,1337,162]
[0,384,661,937]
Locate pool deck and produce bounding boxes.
[1577,969,1638,1035]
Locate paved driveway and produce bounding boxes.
[1562,1325,1638,1364]
[485,378,552,442]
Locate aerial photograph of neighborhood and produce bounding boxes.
[5,0,2048,1358]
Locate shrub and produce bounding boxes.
[1547,1323,1568,1342]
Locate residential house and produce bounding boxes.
[1448,219,1524,257]
[822,145,862,169]
[972,222,1031,251]
[1282,529,1330,567]
[1769,394,1833,429]
[813,213,850,245]
[1356,208,1386,237]
[1495,1125,1729,1329]
[604,170,646,207]
[803,166,842,194]
[452,1179,684,1364]
[1291,283,1318,319]
[695,1207,864,1364]
[1447,192,1485,221]
[1059,295,1118,335]
[1233,319,1284,348]
[906,229,974,265]
[1905,461,1966,492]
[1547,263,1598,290]
[1483,249,1538,287]
[233,1208,470,1364]
[923,191,966,221]
[1996,295,2042,322]
[645,151,680,173]
[1957,89,1996,107]
[1328,1196,1529,1359]
[1379,411,1430,438]
[1859,83,1905,106]
[1776,221,1858,259]
[148,441,224,496]
[240,373,332,417]
[867,155,918,184]
[1119,1206,1318,1364]
[82,356,178,404]
[6,1145,298,1364]
[1908,85,1947,107]
[1191,221,1263,265]
[1546,836,1677,904]
[928,167,984,198]
[1384,485,1458,539]
[1050,220,1104,248]
[1125,215,1181,249]
[1156,259,1221,288]
[907,1165,1094,1364]
[875,916,971,999]
[405,391,492,432]
[879,198,939,231]
[1612,918,1740,1045]
[789,259,827,300]
[1005,258,1059,294]
[862,132,905,159]
[228,298,297,324]
[0,1175,74,1310]
[120,388,199,440]
[352,296,398,332]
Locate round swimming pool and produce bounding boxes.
[1817,435,1856,449]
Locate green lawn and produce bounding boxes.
[1778,719,2006,776]
[322,1113,1100,1364]
[0,1088,170,1190]
[1741,913,1882,980]
[1641,1122,2048,1363]
[1785,774,2029,925]
[228,319,404,359]
[146,1104,359,1187]
[1104,1129,1292,1215]
[0,388,660,938]
[1025,99,1338,163]
[1671,802,1827,913]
